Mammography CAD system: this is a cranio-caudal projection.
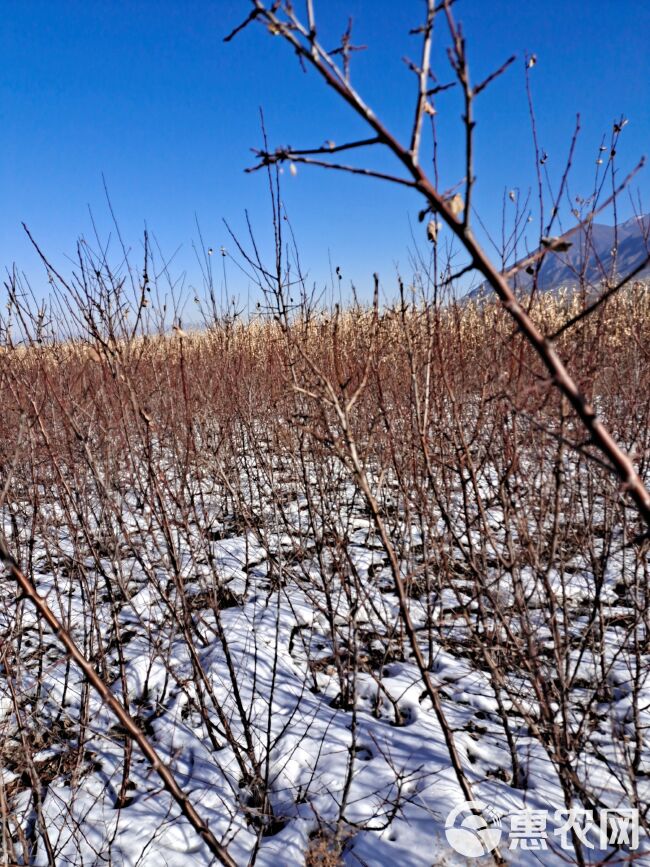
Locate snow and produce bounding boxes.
[1,462,649,866]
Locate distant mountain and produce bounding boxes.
[470,214,650,297]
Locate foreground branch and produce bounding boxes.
[234,0,650,530]
[0,539,237,867]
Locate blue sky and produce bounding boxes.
[2,1,648,308]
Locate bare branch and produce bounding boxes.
[443,2,473,228]
[223,6,264,43]
[265,136,382,158]
[247,151,418,188]
[473,54,516,97]
[0,540,237,867]
[409,0,437,163]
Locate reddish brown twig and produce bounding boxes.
[0,539,237,867]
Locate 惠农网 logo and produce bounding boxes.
[445,800,503,857]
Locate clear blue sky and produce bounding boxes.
[2,1,649,308]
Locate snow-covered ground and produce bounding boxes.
[1,450,649,866]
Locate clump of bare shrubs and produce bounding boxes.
[0,231,649,863]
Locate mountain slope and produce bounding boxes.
[471,214,650,296]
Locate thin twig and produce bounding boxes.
[409,0,436,163]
